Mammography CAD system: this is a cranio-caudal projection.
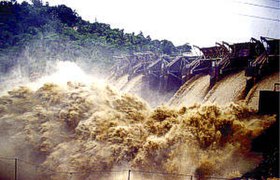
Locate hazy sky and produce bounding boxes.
[21,0,279,46]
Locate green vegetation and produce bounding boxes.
[0,0,191,74]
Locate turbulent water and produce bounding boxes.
[0,62,278,179]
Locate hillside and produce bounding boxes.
[0,0,191,77]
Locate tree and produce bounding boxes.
[160,40,176,55]
[31,0,42,7]
[55,5,79,27]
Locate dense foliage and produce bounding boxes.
[0,0,191,74]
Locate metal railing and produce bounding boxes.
[0,156,238,180]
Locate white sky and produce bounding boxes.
[22,0,280,46]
